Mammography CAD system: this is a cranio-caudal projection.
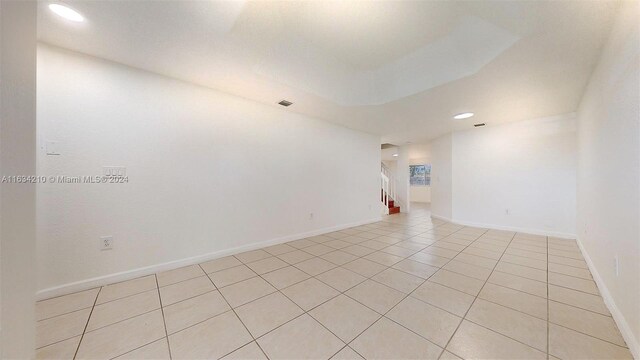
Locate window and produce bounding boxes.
[410,164,431,186]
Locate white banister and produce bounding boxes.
[381,162,398,214]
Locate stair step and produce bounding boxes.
[388,206,400,214]
[381,189,396,210]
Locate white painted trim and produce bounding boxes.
[36,216,382,300]
[430,213,453,223]
[576,237,639,360]
[430,215,576,239]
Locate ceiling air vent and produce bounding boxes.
[474,123,486,127]
[278,100,293,107]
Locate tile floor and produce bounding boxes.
[36,204,633,359]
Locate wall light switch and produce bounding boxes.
[46,141,60,155]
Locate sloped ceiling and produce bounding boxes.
[38,0,619,143]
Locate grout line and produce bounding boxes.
[36,335,82,352]
[460,318,548,354]
[84,307,160,335]
[329,344,351,359]
[490,269,548,285]
[162,308,234,337]
[180,217,460,359]
[548,322,631,349]
[72,286,102,360]
[435,229,497,355]
[501,251,548,262]
[547,258,589,269]
[227,254,351,357]
[36,286,102,303]
[336,224,464,358]
[547,234,551,359]
[91,285,158,308]
[36,305,95,323]
[154,274,172,360]
[440,230,516,354]
[108,338,167,360]
[93,273,157,293]
[77,270,324,341]
[346,225,489,356]
[497,258,548,272]
[546,296,612,316]
[199,263,271,360]
[274,288,354,359]
[156,288,218,308]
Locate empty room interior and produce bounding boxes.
[1,0,640,359]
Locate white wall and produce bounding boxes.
[430,134,453,219]
[407,143,431,160]
[36,44,380,296]
[410,186,431,203]
[395,146,410,212]
[452,115,577,236]
[381,160,397,173]
[576,1,640,356]
[0,1,37,357]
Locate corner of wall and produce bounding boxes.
[576,237,640,359]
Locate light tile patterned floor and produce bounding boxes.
[36,204,633,359]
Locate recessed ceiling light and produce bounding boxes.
[392,153,399,157]
[453,112,474,120]
[474,123,486,127]
[278,100,293,107]
[49,4,84,22]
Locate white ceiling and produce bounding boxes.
[38,0,619,144]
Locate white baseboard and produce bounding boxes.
[36,216,382,300]
[430,215,576,239]
[430,213,453,223]
[576,237,639,360]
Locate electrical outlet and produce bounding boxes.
[99,236,114,251]
[505,209,510,215]
[614,256,619,277]
[309,213,314,220]
[103,166,126,177]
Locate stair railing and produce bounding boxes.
[381,163,397,214]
